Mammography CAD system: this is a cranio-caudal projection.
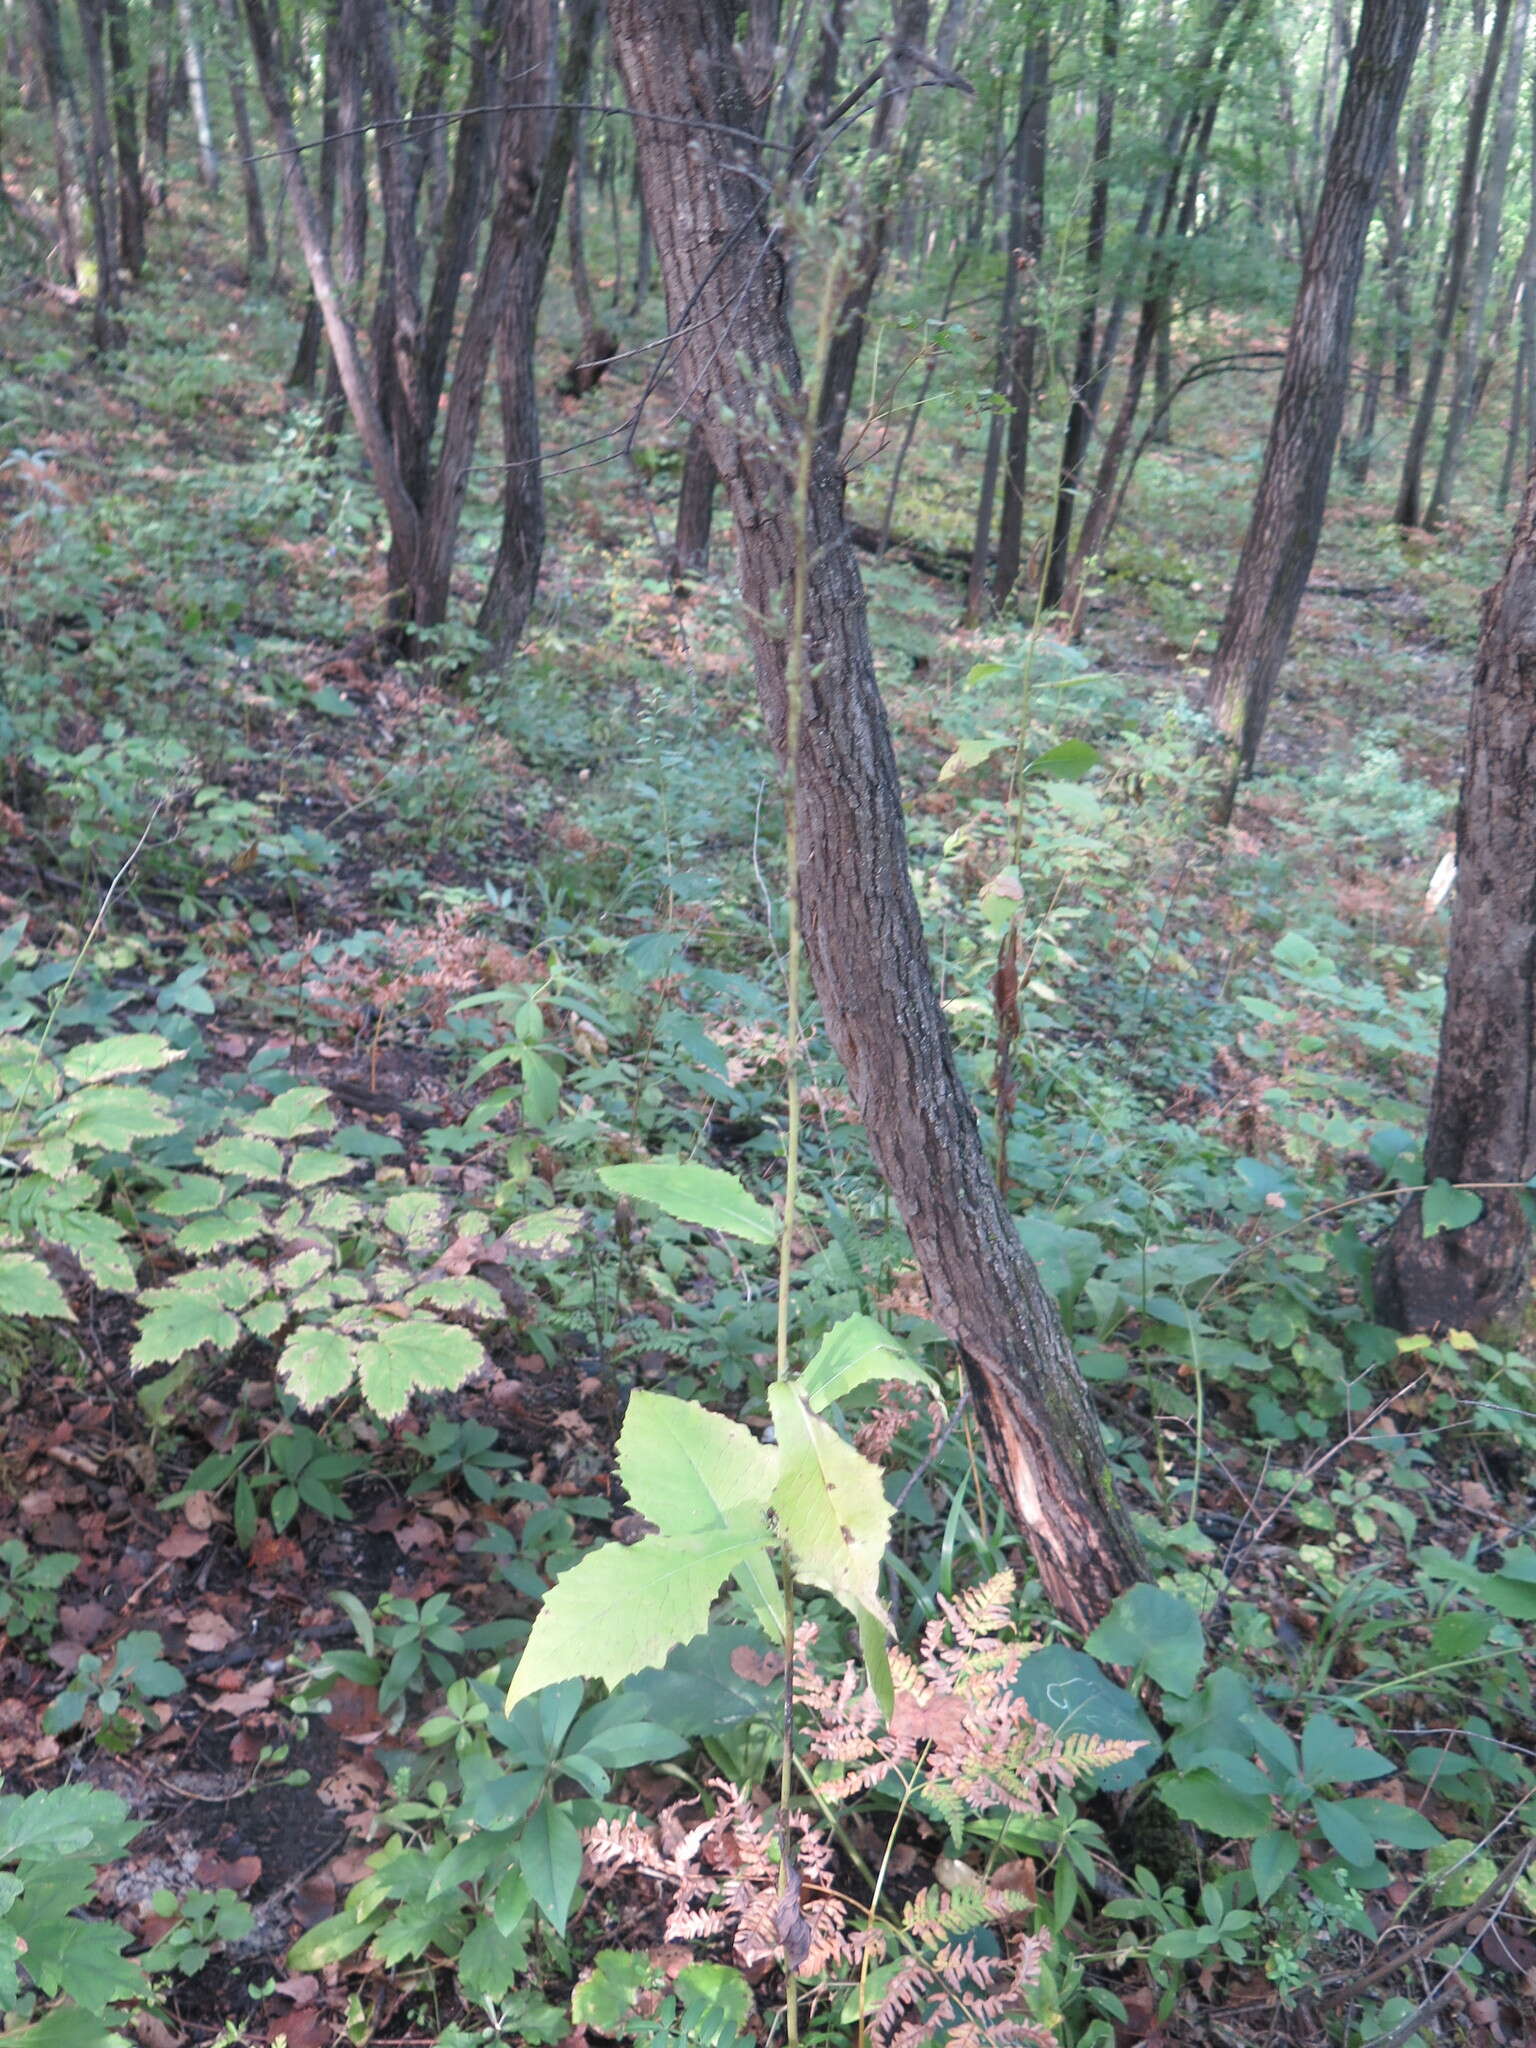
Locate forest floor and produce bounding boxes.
[1,190,1533,2048]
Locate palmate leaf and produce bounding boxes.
[354,1319,485,1419]
[130,1294,241,1369]
[768,1381,891,1625]
[278,1327,355,1407]
[0,1252,73,1319]
[58,1033,183,1085]
[505,1523,765,1710]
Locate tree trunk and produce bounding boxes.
[1426,0,1531,527]
[1204,0,1429,818]
[27,0,85,282]
[476,0,600,661]
[177,0,218,191]
[671,424,717,579]
[143,0,171,192]
[103,0,144,275]
[1041,0,1119,609]
[215,0,267,270]
[608,0,1146,1633]
[814,0,934,463]
[241,0,421,568]
[1374,459,1536,1335]
[1394,0,1509,528]
[993,27,1049,611]
[75,0,123,349]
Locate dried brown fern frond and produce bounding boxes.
[869,1921,1053,2048]
[798,1569,1144,1836]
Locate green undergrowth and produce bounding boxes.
[1,224,1532,2048]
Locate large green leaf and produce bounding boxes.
[798,1315,937,1411]
[1086,1585,1206,1697]
[768,1382,891,1623]
[597,1161,777,1244]
[517,1802,584,1932]
[0,1253,73,1320]
[1158,1769,1272,1838]
[130,1295,240,1369]
[277,1328,355,1407]
[59,1034,182,1085]
[505,1525,766,1709]
[354,1320,484,1419]
[1418,1543,1536,1621]
[1300,1714,1393,1789]
[1420,1180,1482,1237]
[1012,1646,1159,1791]
[618,1389,776,1533]
[246,1087,336,1140]
[49,1085,179,1149]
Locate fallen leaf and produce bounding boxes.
[157,1522,211,1560]
[196,1852,262,1893]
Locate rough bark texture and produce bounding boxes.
[993,29,1048,611]
[1375,462,1536,1334]
[671,424,717,579]
[608,0,1145,1632]
[476,0,599,660]
[1204,0,1428,813]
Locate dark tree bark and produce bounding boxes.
[104,0,145,275]
[965,31,1046,626]
[287,16,339,392]
[1040,0,1118,610]
[476,0,600,659]
[143,0,172,188]
[991,33,1047,610]
[1375,460,1536,1335]
[608,0,1146,1632]
[1394,0,1509,529]
[1204,0,1429,817]
[76,0,123,348]
[671,424,717,580]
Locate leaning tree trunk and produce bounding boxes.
[1205,0,1429,820]
[1375,459,1536,1335]
[608,0,1145,1632]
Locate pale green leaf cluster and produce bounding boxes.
[507,1305,921,1714]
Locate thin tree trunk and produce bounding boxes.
[815,0,934,462]
[476,0,600,659]
[878,246,968,557]
[177,0,217,190]
[214,0,267,270]
[1206,0,1430,817]
[27,0,85,281]
[992,45,1044,614]
[1375,458,1536,1334]
[76,0,122,348]
[287,16,338,391]
[1042,0,1119,608]
[1343,323,1386,487]
[103,0,144,275]
[1497,325,1528,508]
[143,0,171,192]
[609,0,1146,1632]
[1426,0,1531,527]
[1394,0,1510,528]
[241,0,421,570]
[970,31,1047,622]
